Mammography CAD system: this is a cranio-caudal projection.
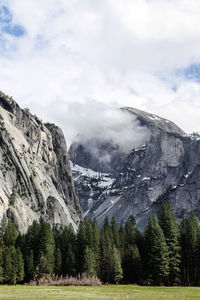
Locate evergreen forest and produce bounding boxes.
[0,202,200,286]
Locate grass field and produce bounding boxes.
[0,285,200,300]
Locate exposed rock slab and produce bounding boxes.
[0,92,81,232]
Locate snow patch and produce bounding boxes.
[142,177,151,181]
[148,115,161,121]
[127,167,136,172]
[70,161,115,189]
[183,133,200,141]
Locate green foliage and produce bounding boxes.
[83,246,97,277]
[3,220,18,246]
[76,217,100,276]
[0,237,4,283]
[159,202,181,285]
[4,246,18,284]
[180,212,200,285]
[64,245,76,276]
[25,250,34,281]
[144,215,169,285]
[100,226,113,282]
[125,215,137,246]
[16,247,24,282]
[111,246,123,284]
[54,247,62,275]
[0,247,4,283]
[2,207,200,286]
[122,244,141,283]
[60,226,76,276]
[38,218,55,275]
[111,217,120,248]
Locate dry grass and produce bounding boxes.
[28,274,102,286]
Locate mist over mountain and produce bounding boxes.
[69,106,200,229]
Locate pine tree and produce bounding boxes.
[0,242,4,283]
[4,246,12,284]
[3,220,18,246]
[119,224,126,253]
[159,201,181,285]
[111,217,120,248]
[84,217,94,248]
[38,218,55,275]
[25,220,40,268]
[4,246,17,284]
[100,218,114,282]
[25,250,34,281]
[111,246,123,284]
[91,218,100,276]
[125,215,138,246]
[64,245,76,276]
[144,215,169,285]
[15,247,24,282]
[83,246,97,277]
[54,247,62,275]
[76,220,87,274]
[101,217,113,243]
[121,215,142,283]
[76,217,100,276]
[180,213,200,285]
[61,226,76,276]
[123,244,141,283]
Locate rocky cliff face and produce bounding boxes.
[69,107,200,229]
[0,92,81,233]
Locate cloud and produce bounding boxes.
[0,0,199,143]
[56,101,149,152]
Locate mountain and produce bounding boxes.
[69,107,200,229]
[0,92,81,232]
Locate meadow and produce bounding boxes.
[0,285,200,300]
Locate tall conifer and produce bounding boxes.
[144,215,169,285]
[111,246,123,284]
[180,213,200,285]
[159,202,181,285]
[83,246,97,277]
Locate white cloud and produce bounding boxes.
[0,0,200,145]
[50,100,149,152]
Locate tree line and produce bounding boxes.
[0,202,200,285]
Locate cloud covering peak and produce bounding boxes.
[63,101,149,153]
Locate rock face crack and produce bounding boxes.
[0,91,82,233]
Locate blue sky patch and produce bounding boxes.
[0,5,12,24]
[3,24,25,37]
[177,64,200,82]
[0,5,25,38]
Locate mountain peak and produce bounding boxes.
[123,107,184,135]
[69,106,199,230]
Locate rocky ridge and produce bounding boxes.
[69,107,200,229]
[0,92,81,233]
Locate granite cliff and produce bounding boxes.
[0,92,81,232]
[69,107,200,229]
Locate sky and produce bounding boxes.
[0,0,200,146]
